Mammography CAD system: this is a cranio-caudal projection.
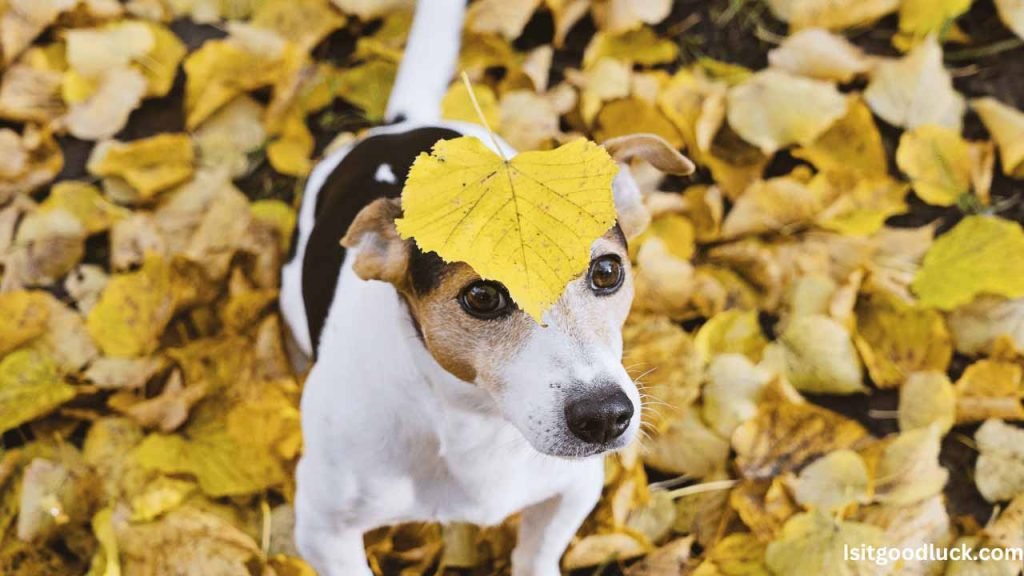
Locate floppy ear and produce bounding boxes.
[340,197,409,286]
[603,133,696,175]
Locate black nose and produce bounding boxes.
[565,387,634,444]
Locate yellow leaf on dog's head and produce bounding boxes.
[396,137,619,321]
[726,69,847,155]
[896,124,974,206]
[972,97,1024,178]
[87,134,195,200]
[912,216,1024,310]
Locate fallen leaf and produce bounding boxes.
[642,408,730,478]
[794,95,888,178]
[192,96,267,178]
[63,67,148,141]
[912,215,1024,310]
[622,314,703,430]
[853,289,952,388]
[563,532,650,570]
[39,182,129,235]
[872,426,948,506]
[790,449,871,513]
[87,134,195,200]
[466,0,540,40]
[0,64,65,123]
[691,533,769,576]
[726,69,847,155]
[65,21,154,78]
[442,81,501,128]
[702,354,773,438]
[498,89,561,150]
[764,314,865,395]
[251,0,346,52]
[972,97,1024,178]
[733,397,869,480]
[899,371,956,433]
[813,173,909,236]
[594,96,684,149]
[0,0,77,66]
[720,176,824,239]
[593,0,672,34]
[898,0,974,46]
[0,348,75,433]
[767,28,870,82]
[896,124,976,206]
[765,0,899,30]
[764,510,883,576]
[86,255,177,358]
[975,419,1024,502]
[0,290,50,357]
[694,309,768,363]
[583,27,679,68]
[864,36,965,131]
[955,359,1024,423]
[331,59,398,122]
[948,296,1024,356]
[396,137,618,321]
[730,477,798,541]
[331,0,412,20]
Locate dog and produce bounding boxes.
[279,1,694,574]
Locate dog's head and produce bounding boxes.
[342,134,693,458]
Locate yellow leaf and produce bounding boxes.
[765,510,884,576]
[864,37,965,131]
[726,69,847,155]
[632,212,695,262]
[873,426,948,505]
[702,354,772,437]
[0,290,50,357]
[794,96,888,177]
[898,0,974,45]
[568,58,632,126]
[441,81,501,128]
[632,236,695,316]
[583,27,679,68]
[896,124,974,206]
[87,255,177,358]
[330,0,412,19]
[133,391,296,497]
[193,96,267,178]
[65,21,154,78]
[332,59,397,122]
[87,134,194,200]
[498,89,564,151]
[184,36,301,129]
[642,408,730,478]
[692,533,769,576]
[813,173,909,236]
[764,314,865,394]
[899,371,956,433]
[767,29,870,83]
[912,215,1024,309]
[0,63,65,123]
[0,348,75,433]
[948,296,1024,356]
[721,176,824,239]
[694,309,768,363]
[594,96,684,149]
[63,68,148,141]
[251,199,297,254]
[251,0,346,52]
[563,532,650,570]
[975,419,1024,502]
[853,289,952,388]
[466,0,541,40]
[733,397,869,480]
[996,0,1024,39]
[765,0,898,30]
[973,97,1024,178]
[139,22,187,98]
[622,314,703,431]
[87,508,120,576]
[955,359,1024,424]
[0,0,77,67]
[267,110,314,176]
[396,137,618,321]
[790,449,870,512]
[40,182,129,235]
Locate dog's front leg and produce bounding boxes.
[511,465,603,576]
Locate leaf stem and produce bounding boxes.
[460,71,508,161]
[665,479,738,500]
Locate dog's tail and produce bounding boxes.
[385,0,466,124]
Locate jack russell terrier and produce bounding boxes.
[279,1,695,574]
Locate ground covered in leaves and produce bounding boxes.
[4,0,1024,574]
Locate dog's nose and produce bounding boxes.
[565,387,634,444]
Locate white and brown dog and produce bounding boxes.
[280,1,694,574]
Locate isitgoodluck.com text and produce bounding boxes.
[845,543,1024,566]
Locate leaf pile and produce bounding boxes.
[4,0,1024,575]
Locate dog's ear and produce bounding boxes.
[603,134,696,176]
[341,197,409,286]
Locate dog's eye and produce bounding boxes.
[459,281,511,319]
[589,255,624,295]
